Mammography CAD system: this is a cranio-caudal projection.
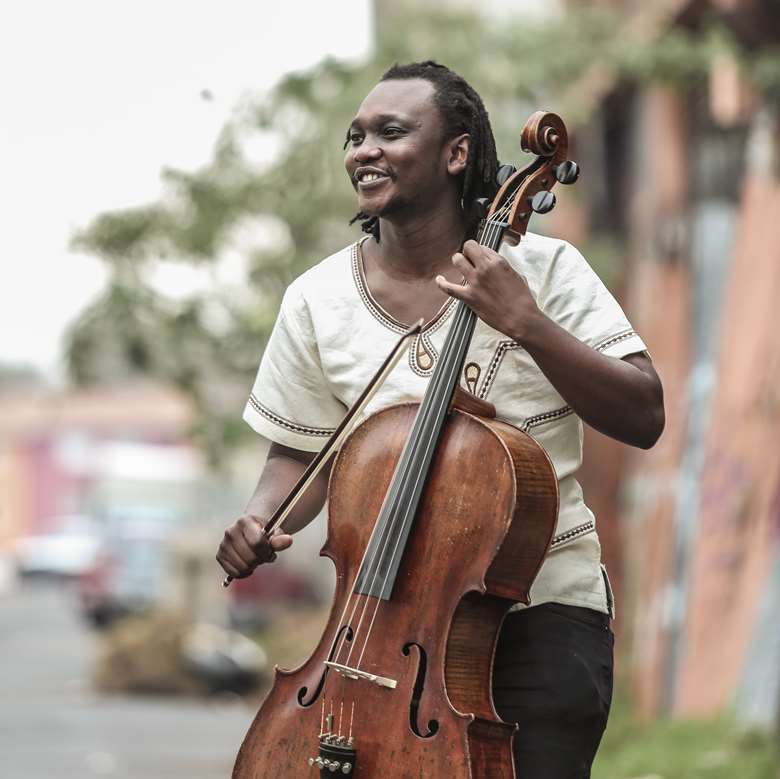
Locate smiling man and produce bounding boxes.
[217,61,664,777]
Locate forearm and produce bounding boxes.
[516,310,664,448]
[245,444,329,534]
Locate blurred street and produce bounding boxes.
[0,582,253,779]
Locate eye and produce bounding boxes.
[343,129,363,150]
[383,126,404,137]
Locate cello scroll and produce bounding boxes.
[489,111,579,244]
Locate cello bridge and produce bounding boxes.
[323,661,397,689]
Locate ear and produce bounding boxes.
[446,133,470,176]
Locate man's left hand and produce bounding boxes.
[435,239,541,343]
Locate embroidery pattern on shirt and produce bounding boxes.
[409,333,436,375]
[248,394,335,437]
[463,362,481,395]
[521,405,574,433]
[351,243,405,335]
[550,520,596,550]
[478,340,522,399]
[351,240,457,376]
[409,306,457,376]
[594,329,637,353]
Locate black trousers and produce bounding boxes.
[491,603,614,779]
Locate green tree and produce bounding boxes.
[67,8,773,461]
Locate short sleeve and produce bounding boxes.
[539,241,647,359]
[243,284,346,452]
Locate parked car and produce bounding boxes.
[227,562,322,630]
[14,515,101,579]
[78,518,169,628]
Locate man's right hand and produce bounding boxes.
[216,515,294,580]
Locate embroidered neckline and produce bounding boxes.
[351,238,457,335]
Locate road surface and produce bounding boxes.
[0,581,255,779]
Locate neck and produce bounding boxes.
[374,198,467,279]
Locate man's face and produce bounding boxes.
[344,79,457,219]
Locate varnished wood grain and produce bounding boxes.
[233,403,557,778]
[450,385,496,418]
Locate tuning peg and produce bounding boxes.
[496,164,517,187]
[554,160,579,185]
[530,191,556,214]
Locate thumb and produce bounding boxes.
[435,275,461,296]
[269,533,294,552]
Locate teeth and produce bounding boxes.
[359,172,384,182]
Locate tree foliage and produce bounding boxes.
[66,7,778,462]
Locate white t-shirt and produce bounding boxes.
[244,232,647,614]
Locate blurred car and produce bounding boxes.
[228,563,322,630]
[78,517,169,628]
[14,515,101,578]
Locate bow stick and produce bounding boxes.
[222,319,424,588]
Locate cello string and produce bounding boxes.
[326,311,481,666]
[340,304,475,667]
[326,329,473,666]
[352,311,476,668]
[347,197,518,668]
[340,213,507,667]
[338,187,522,669]
[352,299,479,669]
[317,305,479,666]
[331,181,523,670]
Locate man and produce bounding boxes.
[217,61,664,777]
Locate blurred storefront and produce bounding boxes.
[0,383,197,543]
[562,0,780,728]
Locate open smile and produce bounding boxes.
[354,167,391,189]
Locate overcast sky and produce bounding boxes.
[0,1,371,379]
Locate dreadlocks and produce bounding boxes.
[348,60,499,241]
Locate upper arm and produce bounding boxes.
[267,442,334,483]
[268,442,319,465]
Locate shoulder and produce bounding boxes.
[499,231,584,273]
[498,231,587,299]
[281,242,358,319]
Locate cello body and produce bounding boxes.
[233,402,558,778]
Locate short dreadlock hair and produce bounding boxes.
[349,60,499,241]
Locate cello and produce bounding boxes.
[232,111,579,778]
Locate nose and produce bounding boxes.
[353,142,382,163]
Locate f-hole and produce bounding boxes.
[402,642,439,738]
[297,624,353,707]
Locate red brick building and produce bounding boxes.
[572,0,780,726]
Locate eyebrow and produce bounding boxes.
[348,112,414,129]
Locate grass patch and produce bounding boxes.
[594,698,779,779]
